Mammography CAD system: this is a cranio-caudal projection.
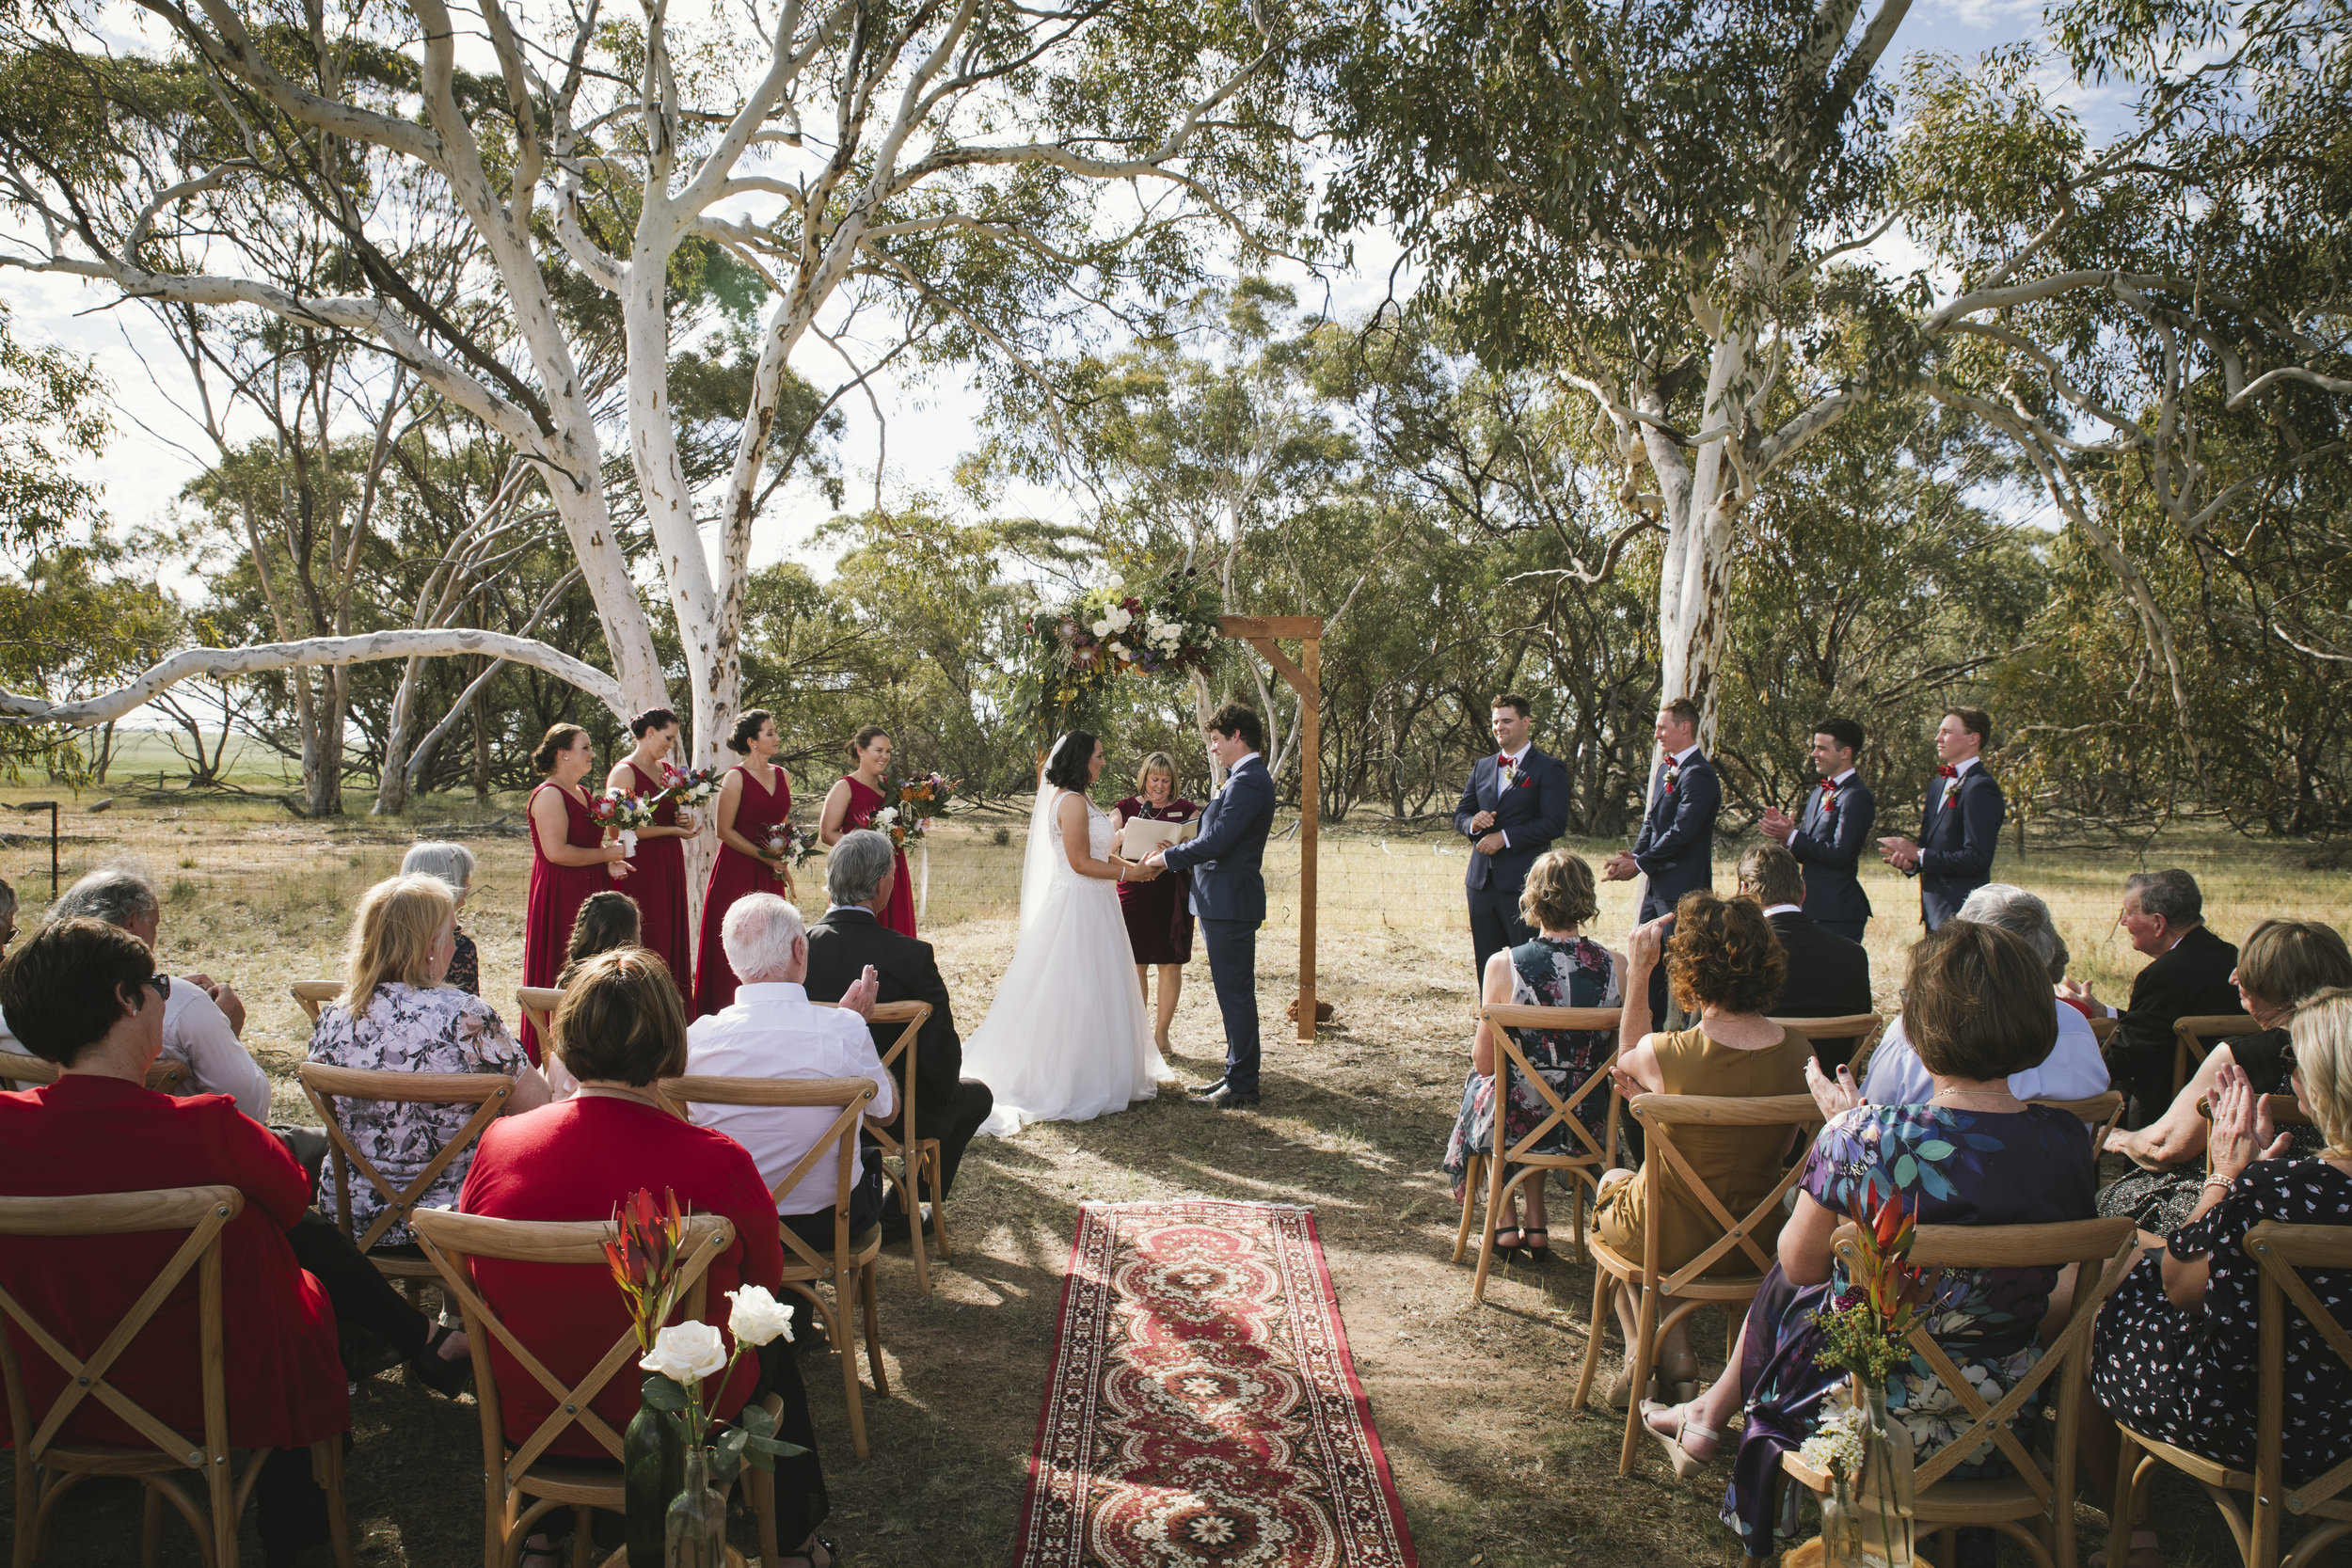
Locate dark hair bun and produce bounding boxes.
[1042,731,1098,792]
[727,709,773,756]
[532,723,587,774]
[629,706,678,739]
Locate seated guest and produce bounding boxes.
[0,918,351,1563]
[36,867,269,1119]
[686,895,891,1253]
[2103,918,2352,1233]
[556,889,646,988]
[1442,849,1625,1259]
[307,875,553,1251]
[1861,883,2110,1109]
[401,841,483,996]
[2058,869,2245,1124]
[459,951,834,1567]
[1735,843,1872,1069]
[1641,922,2097,1568]
[2085,989,2352,1568]
[0,872,15,949]
[803,830,995,1244]
[1592,891,1812,1405]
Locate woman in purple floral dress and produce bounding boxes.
[1443,851,1623,1258]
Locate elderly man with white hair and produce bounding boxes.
[683,894,893,1254]
[1857,882,2111,1109]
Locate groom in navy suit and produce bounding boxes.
[1604,697,1720,919]
[1759,715,1876,942]
[1145,701,1277,1110]
[1878,706,2006,930]
[1454,693,1572,978]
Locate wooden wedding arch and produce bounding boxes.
[1218,615,1323,1043]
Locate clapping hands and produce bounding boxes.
[1602,850,1639,882]
[2208,1063,2292,1181]
[840,963,882,1020]
[1757,806,1796,844]
[1804,1055,1865,1122]
[1625,913,1672,971]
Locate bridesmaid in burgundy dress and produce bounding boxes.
[691,708,794,1017]
[605,706,706,994]
[818,725,915,938]
[1114,750,1198,1056]
[523,722,631,1061]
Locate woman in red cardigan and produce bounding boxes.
[459,948,834,1568]
[0,917,350,1562]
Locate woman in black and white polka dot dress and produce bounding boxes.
[2086,987,2352,1568]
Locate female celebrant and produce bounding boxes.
[1114,751,1196,1057]
[819,725,915,938]
[606,705,703,991]
[522,722,630,1062]
[692,708,794,1018]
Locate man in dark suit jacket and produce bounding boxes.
[1146,702,1279,1110]
[802,829,995,1241]
[2058,868,2247,1124]
[1760,716,1875,943]
[1737,843,1874,1069]
[1453,692,1572,978]
[1878,706,2005,930]
[1605,697,1719,920]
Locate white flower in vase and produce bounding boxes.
[726,1285,796,1345]
[640,1320,728,1384]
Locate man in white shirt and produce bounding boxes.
[683,894,891,1254]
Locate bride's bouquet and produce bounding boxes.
[656,762,721,810]
[593,792,659,857]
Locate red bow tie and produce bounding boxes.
[1819,778,1837,792]
[1937,765,1958,779]
[1497,753,1514,767]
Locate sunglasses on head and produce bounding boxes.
[135,974,170,1003]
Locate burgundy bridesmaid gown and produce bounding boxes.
[841,773,916,937]
[692,763,791,1017]
[522,781,612,1063]
[620,761,694,993]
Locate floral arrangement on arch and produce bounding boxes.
[1012,565,1221,737]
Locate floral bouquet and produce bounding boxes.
[1011,565,1222,740]
[763,821,821,870]
[657,762,721,811]
[1812,1187,1937,1386]
[1805,1187,1933,1567]
[889,773,958,849]
[606,793,658,857]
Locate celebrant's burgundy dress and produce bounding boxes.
[840,773,916,938]
[523,780,611,1063]
[1114,795,1196,964]
[621,761,694,992]
[694,763,791,1017]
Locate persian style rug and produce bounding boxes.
[1009,1199,1418,1568]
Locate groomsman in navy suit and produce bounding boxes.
[1604,697,1720,920]
[1758,716,1876,942]
[1878,707,2006,930]
[1453,693,1572,978]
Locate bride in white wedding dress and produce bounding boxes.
[966,731,1174,1135]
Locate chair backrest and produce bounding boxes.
[290,980,341,1024]
[1770,1011,1884,1047]
[1626,1091,1825,1293]
[2175,1015,2248,1066]
[1477,1005,1622,1167]
[1833,1217,2138,1502]
[0,1052,188,1095]
[515,987,564,1049]
[2089,1015,2120,1048]
[2246,1221,2352,1538]
[659,1074,876,1276]
[298,1062,516,1252]
[0,1185,244,1472]
[811,999,930,1152]
[2027,1091,2128,1156]
[410,1209,732,1480]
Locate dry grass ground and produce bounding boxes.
[1,789,2343,1566]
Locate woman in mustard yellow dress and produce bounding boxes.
[1594,891,1812,1405]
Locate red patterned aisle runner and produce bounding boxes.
[1010,1199,1418,1568]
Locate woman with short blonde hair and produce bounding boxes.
[1114,750,1199,1055]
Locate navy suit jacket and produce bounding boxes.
[1633,751,1719,911]
[1915,765,2005,928]
[1454,748,1571,893]
[1788,774,1875,926]
[1162,756,1277,925]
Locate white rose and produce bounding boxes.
[874,806,898,827]
[1108,607,1132,630]
[1091,619,1111,637]
[1115,644,1134,660]
[726,1285,796,1346]
[640,1321,728,1385]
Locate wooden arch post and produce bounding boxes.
[1218,615,1323,1042]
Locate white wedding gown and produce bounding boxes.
[966,788,1172,1135]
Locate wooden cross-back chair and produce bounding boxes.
[515,988,564,1052]
[2111,1221,2352,1568]
[289,981,341,1025]
[1573,1090,1825,1476]
[1781,1217,2139,1568]
[659,1073,888,1460]
[2029,1091,2129,1158]
[0,1185,356,1568]
[1450,1003,1620,1297]
[1770,1012,1885,1077]
[0,1051,189,1096]
[2089,1014,2121,1051]
[298,1062,514,1299]
[811,999,945,1294]
[410,1209,784,1568]
[2176,1015,2256,1100]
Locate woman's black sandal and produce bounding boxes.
[1520,1227,1550,1259]
[409,1322,472,1398]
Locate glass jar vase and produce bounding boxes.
[1821,1381,1915,1568]
[663,1443,729,1568]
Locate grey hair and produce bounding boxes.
[2125,868,2203,927]
[50,867,160,931]
[401,841,478,902]
[720,894,805,982]
[828,829,897,909]
[1955,882,2070,980]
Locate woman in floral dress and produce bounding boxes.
[1443,850,1624,1257]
